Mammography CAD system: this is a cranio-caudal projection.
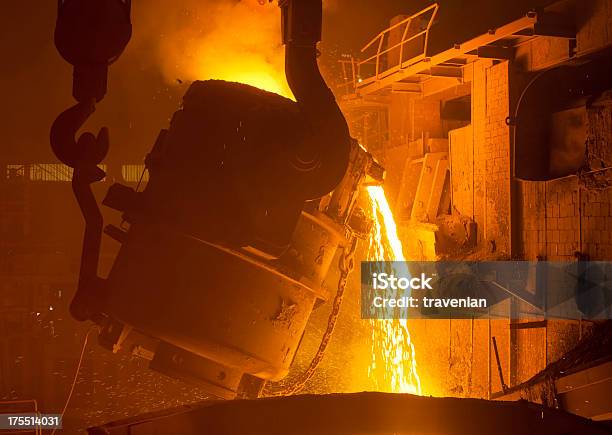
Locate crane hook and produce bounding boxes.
[50,99,108,182]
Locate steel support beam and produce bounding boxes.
[476,45,515,60]
[515,12,575,38]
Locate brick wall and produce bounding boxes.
[519,177,612,260]
[587,92,612,170]
[517,88,612,261]
[582,187,612,258]
[471,60,512,256]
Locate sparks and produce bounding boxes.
[366,185,421,395]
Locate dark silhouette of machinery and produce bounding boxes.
[50,0,382,398]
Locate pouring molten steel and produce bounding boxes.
[367,186,422,395]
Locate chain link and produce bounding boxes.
[263,236,358,396]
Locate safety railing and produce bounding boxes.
[121,164,149,183]
[2,164,157,183]
[6,164,79,182]
[337,3,438,96]
[30,164,74,182]
[337,56,359,97]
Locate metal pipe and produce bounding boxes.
[280,0,351,199]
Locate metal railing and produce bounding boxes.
[337,55,359,97]
[2,164,154,183]
[30,164,74,182]
[6,164,80,182]
[121,164,149,183]
[337,3,438,96]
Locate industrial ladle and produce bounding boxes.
[50,0,383,399]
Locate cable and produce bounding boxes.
[50,326,98,435]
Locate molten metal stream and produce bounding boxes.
[366,186,422,394]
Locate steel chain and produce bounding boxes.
[263,236,358,396]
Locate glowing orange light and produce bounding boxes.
[367,185,421,395]
[208,68,292,99]
[156,0,294,99]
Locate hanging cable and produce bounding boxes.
[51,325,98,435]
